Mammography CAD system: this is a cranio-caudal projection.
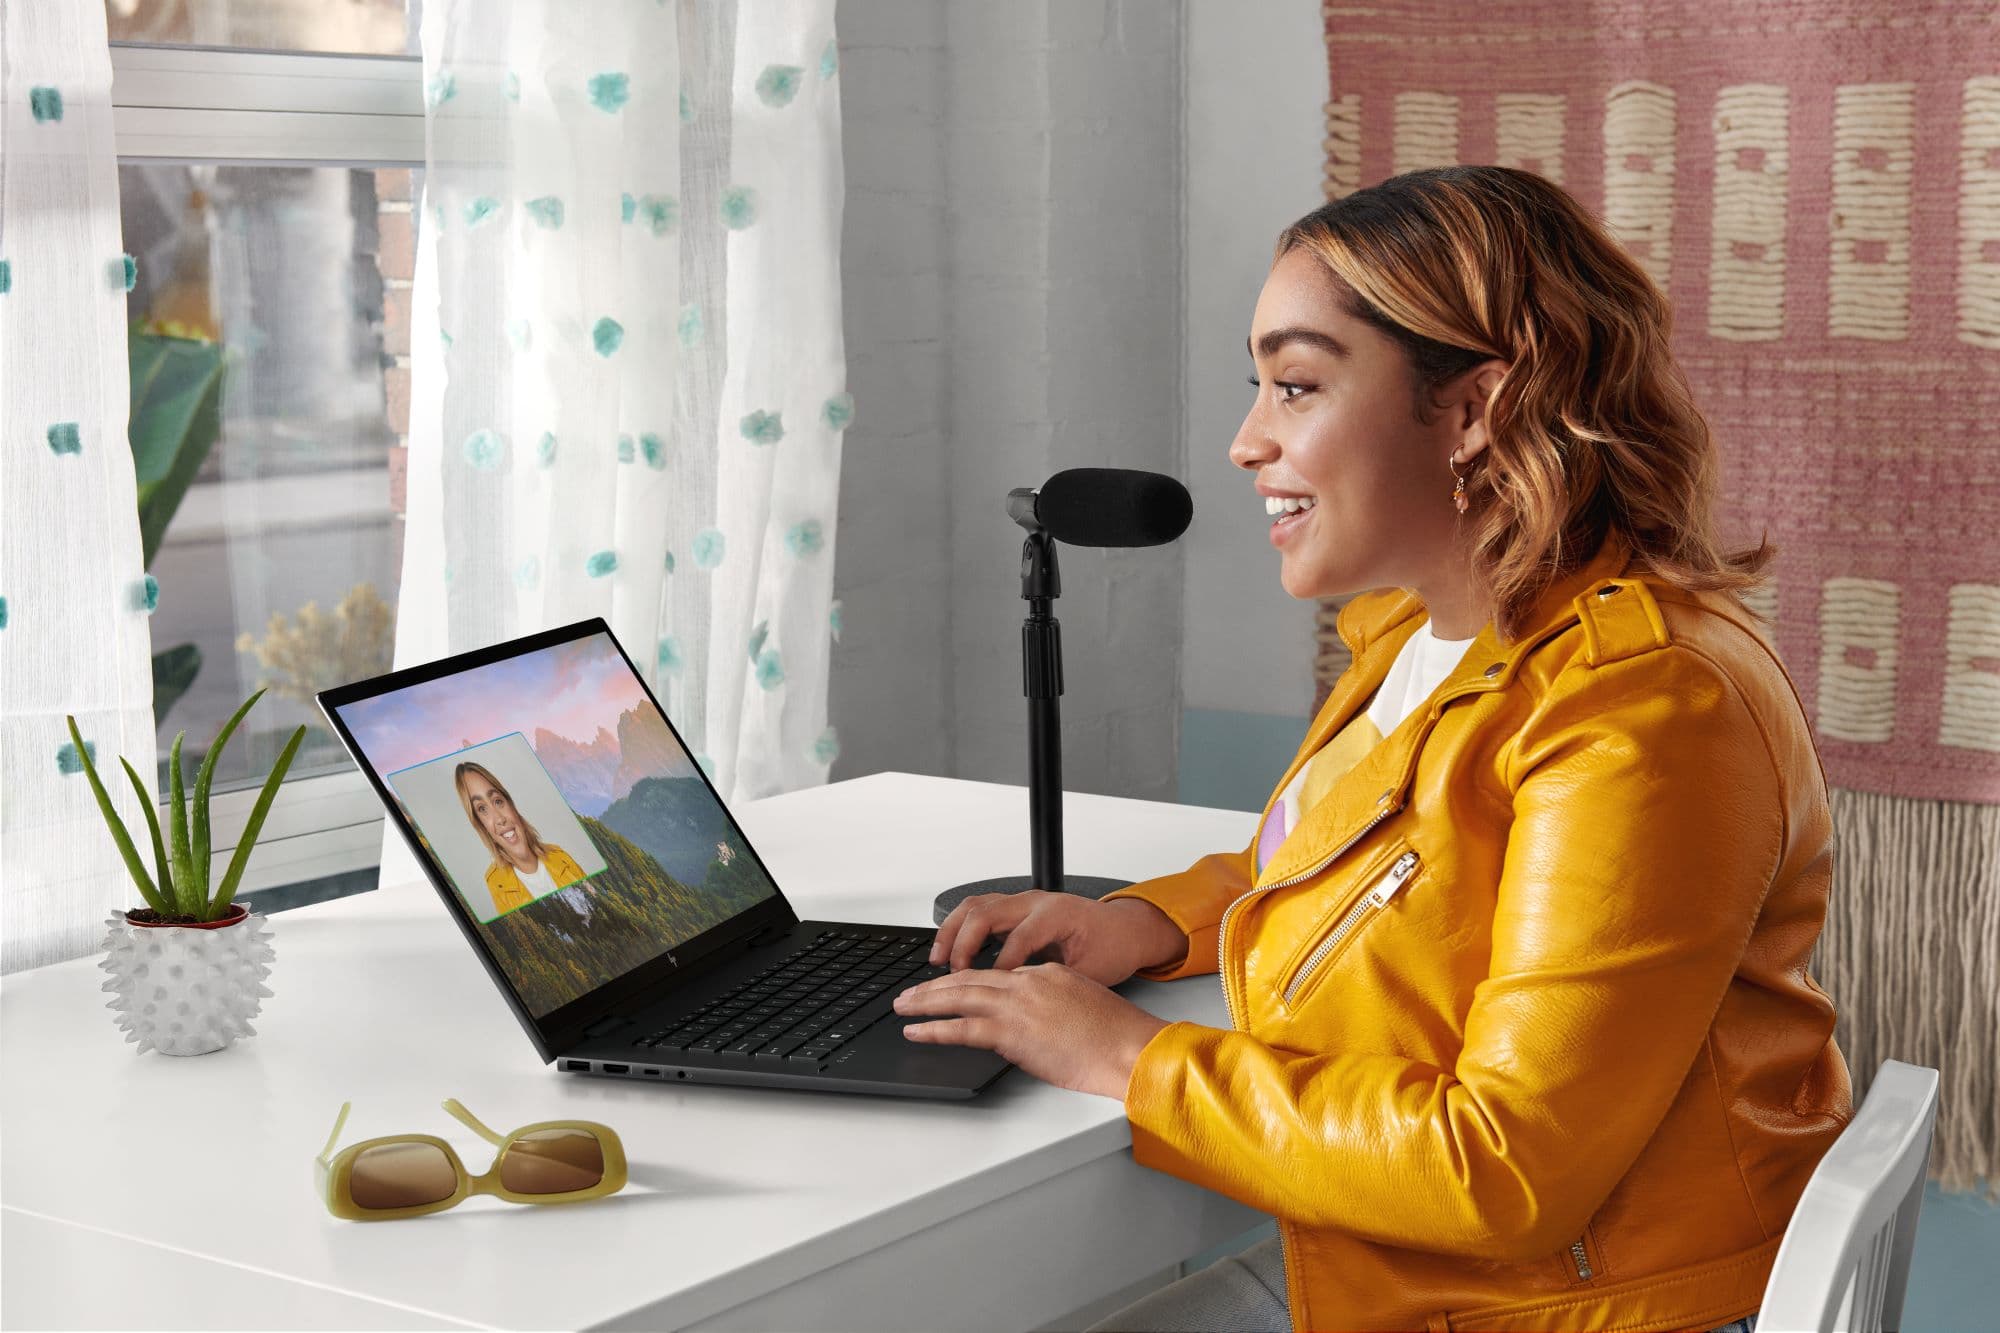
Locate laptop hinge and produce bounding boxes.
[582,1013,633,1038]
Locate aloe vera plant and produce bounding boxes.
[66,689,306,923]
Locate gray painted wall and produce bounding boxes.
[832,0,1184,803]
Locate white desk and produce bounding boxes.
[2,772,1268,1331]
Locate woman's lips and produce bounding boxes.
[499,827,520,841]
[1269,503,1314,548]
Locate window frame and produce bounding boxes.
[111,41,424,896]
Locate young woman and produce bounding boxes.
[453,761,588,916]
[895,167,1849,1333]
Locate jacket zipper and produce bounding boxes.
[1568,1237,1594,1281]
[1218,797,1403,1030]
[1281,850,1420,1005]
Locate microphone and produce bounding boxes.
[1007,468,1193,547]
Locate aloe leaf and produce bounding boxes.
[194,689,263,919]
[65,716,166,914]
[120,756,172,912]
[210,724,306,918]
[167,731,194,917]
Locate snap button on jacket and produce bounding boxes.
[1105,535,1853,1333]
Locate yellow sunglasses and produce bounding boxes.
[315,1099,628,1221]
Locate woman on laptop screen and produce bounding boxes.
[455,761,587,915]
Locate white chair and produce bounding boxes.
[1758,1058,1942,1333]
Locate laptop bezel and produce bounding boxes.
[315,616,802,1062]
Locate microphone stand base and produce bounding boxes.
[931,875,1135,926]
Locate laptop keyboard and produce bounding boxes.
[635,929,954,1067]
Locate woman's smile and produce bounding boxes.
[1262,489,1319,548]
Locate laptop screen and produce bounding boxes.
[325,628,781,1020]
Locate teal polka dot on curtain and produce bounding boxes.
[747,620,769,663]
[640,433,666,469]
[588,72,630,113]
[593,317,624,356]
[109,254,137,291]
[719,186,759,230]
[696,752,715,778]
[30,87,63,123]
[617,434,635,464]
[515,555,541,589]
[463,195,500,227]
[620,192,637,224]
[537,431,557,467]
[0,260,10,294]
[426,71,456,109]
[678,303,703,347]
[56,739,95,774]
[692,528,726,569]
[46,423,80,455]
[131,573,159,613]
[524,196,564,229]
[739,410,784,445]
[679,89,694,123]
[585,549,619,578]
[663,549,676,574]
[830,598,843,642]
[463,429,504,468]
[639,194,678,235]
[657,636,684,673]
[0,596,9,629]
[784,520,823,557]
[822,392,855,431]
[754,648,785,691]
[755,65,804,108]
[820,40,839,80]
[503,71,521,102]
[812,726,840,765]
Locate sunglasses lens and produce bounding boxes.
[500,1128,605,1195]
[348,1142,458,1209]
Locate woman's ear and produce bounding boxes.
[1451,359,1510,464]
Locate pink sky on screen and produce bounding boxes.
[335,634,655,777]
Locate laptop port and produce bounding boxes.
[564,1060,589,1072]
[642,1068,659,1076]
[603,1063,629,1075]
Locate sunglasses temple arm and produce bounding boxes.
[317,1101,352,1164]
[440,1097,508,1145]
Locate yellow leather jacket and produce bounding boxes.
[485,843,588,916]
[1106,534,1852,1332]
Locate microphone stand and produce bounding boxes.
[932,499,1133,924]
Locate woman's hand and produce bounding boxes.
[894,963,1169,1099]
[929,890,1188,985]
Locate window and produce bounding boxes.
[109,20,423,903]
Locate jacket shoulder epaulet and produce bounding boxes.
[1573,578,1672,667]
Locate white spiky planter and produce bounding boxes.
[99,904,275,1056]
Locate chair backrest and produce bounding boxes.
[1759,1059,1941,1333]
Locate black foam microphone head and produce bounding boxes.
[1034,468,1193,547]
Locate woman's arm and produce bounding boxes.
[1098,839,1258,980]
[1121,647,1788,1260]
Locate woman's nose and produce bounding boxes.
[1229,406,1276,472]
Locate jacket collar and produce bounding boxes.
[1251,532,1637,887]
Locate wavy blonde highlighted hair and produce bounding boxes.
[1276,166,1773,643]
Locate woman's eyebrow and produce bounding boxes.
[1248,327,1350,360]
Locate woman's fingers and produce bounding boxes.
[990,917,1057,971]
[931,892,1027,966]
[944,893,1034,972]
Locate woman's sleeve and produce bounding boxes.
[1120,647,1787,1260]
[1099,836,1258,981]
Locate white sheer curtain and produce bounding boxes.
[385,0,846,888]
[0,1,158,973]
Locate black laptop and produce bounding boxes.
[316,617,1011,1099]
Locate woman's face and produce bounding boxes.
[465,776,528,862]
[1231,246,1499,603]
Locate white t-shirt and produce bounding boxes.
[1364,617,1478,737]
[513,855,557,898]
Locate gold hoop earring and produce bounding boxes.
[1450,451,1470,514]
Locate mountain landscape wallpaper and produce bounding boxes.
[332,633,781,1017]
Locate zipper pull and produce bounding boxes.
[1366,851,1420,907]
